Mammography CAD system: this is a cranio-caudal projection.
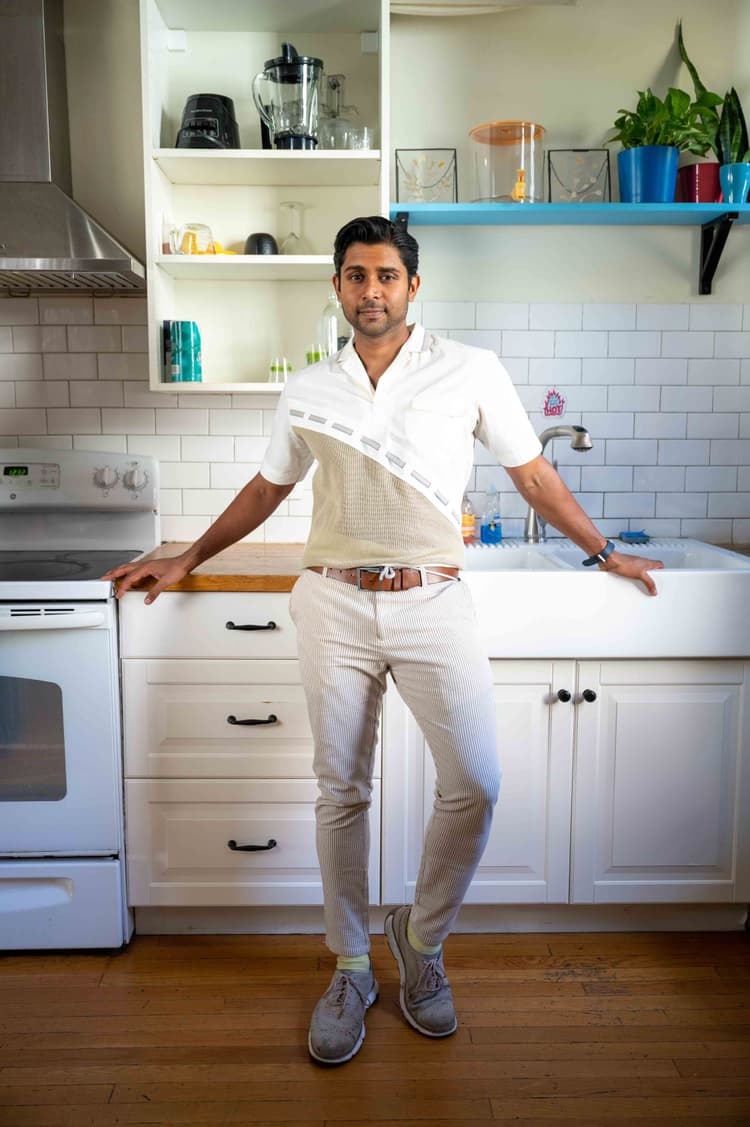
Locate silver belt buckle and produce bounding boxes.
[356,566,384,589]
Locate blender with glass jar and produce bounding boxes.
[252,43,324,149]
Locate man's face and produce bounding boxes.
[333,242,419,340]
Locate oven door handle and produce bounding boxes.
[0,611,106,631]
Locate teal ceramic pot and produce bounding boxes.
[617,145,679,203]
[719,162,750,203]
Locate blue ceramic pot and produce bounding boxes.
[617,145,679,203]
[719,162,750,203]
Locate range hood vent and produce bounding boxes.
[0,0,145,295]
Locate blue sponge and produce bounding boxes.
[619,530,650,544]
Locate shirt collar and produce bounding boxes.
[337,321,427,372]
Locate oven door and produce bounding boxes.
[0,602,121,856]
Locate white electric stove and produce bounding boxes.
[0,448,159,949]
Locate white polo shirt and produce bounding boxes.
[260,323,542,568]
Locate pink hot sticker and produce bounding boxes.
[543,388,566,417]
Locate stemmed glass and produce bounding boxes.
[278,201,312,255]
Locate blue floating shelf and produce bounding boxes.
[389,201,750,226]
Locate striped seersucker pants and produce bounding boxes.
[289,568,501,955]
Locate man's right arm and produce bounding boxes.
[101,472,296,603]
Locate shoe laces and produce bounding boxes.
[328,971,368,1014]
[414,953,449,997]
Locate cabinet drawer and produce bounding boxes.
[120,591,296,658]
[125,779,381,907]
[122,659,383,779]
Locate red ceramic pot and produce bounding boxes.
[675,162,722,203]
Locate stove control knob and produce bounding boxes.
[94,465,119,489]
[123,467,148,493]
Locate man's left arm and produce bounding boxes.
[504,455,664,597]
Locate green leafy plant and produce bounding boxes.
[678,21,748,164]
[608,87,721,155]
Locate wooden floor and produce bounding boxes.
[1,930,749,1126]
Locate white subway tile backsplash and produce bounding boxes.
[47,408,101,434]
[502,331,554,357]
[93,297,147,325]
[0,297,39,325]
[609,332,661,358]
[0,300,748,545]
[528,358,581,385]
[635,413,686,439]
[715,333,750,359]
[43,353,97,381]
[18,434,72,449]
[555,331,606,358]
[530,304,582,330]
[476,303,528,330]
[0,354,43,381]
[582,304,635,330]
[12,326,67,352]
[39,297,91,325]
[102,408,154,434]
[687,414,738,439]
[156,408,209,435]
[181,435,234,462]
[67,325,121,352]
[210,409,263,436]
[69,381,124,408]
[635,358,687,385]
[636,304,689,331]
[686,467,737,491]
[15,382,69,408]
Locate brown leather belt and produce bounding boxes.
[308,565,460,592]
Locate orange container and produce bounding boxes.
[469,120,545,203]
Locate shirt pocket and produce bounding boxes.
[403,392,471,457]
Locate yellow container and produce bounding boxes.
[469,120,545,203]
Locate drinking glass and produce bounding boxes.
[268,356,293,383]
[278,202,311,255]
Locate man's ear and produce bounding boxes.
[332,274,341,298]
[408,273,421,301]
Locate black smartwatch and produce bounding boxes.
[582,539,616,567]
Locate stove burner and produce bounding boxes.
[0,550,143,583]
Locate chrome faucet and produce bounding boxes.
[524,425,593,542]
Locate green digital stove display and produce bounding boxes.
[4,466,29,477]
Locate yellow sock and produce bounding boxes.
[336,954,371,973]
[407,919,441,956]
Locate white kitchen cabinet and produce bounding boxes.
[120,590,382,906]
[383,658,750,908]
[571,660,750,905]
[139,0,389,390]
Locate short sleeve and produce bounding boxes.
[260,385,315,485]
[474,353,542,468]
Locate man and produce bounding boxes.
[105,216,663,1066]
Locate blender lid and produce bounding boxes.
[264,42,324,74]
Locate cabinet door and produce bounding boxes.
[126,778,381,908]
[381,661,576,905]
[571,660,750,904]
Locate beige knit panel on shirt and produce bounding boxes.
[298,429,464,568]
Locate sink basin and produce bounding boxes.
[547,538,750,571]
[463,543,570,571]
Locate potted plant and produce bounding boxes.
[715,87,750,203]
[676,21,723,202]
[608,86,721,203]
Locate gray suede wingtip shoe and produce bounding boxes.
[384,905,457,1038]
[308,968,379,1065]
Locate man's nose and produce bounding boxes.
[361,275,382,299]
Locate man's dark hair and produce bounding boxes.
[333,216,419,280]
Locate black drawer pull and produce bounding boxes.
[227,838,277,852]
[227,713,278,726]
[226,620,277,631]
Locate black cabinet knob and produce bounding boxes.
[556,689,572,702]
[581,689,597,703]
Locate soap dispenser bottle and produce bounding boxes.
[480,485,502,544]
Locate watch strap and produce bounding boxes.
[582,539,616,567]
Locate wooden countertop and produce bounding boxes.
[130,543,306,592]
[129,540,750,594]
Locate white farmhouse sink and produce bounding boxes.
[461,539,750,659]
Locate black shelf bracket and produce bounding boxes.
[699,211,738,295]
[394,211,409,233]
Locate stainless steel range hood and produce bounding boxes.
[0,0,145,294]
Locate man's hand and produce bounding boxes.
[599,550,664,596]
[100,554,192,604]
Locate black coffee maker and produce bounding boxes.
[176,94,240,149]
[252,43,324,150]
